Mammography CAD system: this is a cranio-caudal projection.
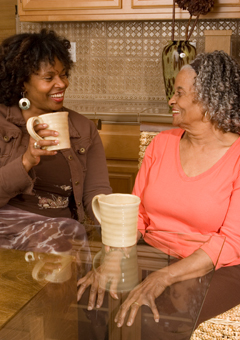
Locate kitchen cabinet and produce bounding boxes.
[132,0,240,7]
[17,0,240,22]
[0,0,16,43]
[99,122,174,194]
[99,124,140,194]
[19,0,121,11]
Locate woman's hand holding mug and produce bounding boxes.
[23,111,70,171]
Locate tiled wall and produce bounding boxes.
[17,19,240,117]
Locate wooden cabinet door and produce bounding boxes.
[132,0,240,7]
[21,0,121,11]
[132,0,172,8]
[131,0,240,18]
[99,124,140,195]
[18,0,240,21]
[0,0,16,43]
[217,0,240,4]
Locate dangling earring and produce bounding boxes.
[19,92,31,110]
[204,111,208,117]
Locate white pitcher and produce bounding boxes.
[92,193,140,247]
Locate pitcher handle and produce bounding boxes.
[92,194,105,224]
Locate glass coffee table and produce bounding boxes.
[0,225,225,340]
[75,226,225,340]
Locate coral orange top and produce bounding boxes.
[133,128,240,269]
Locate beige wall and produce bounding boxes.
[17,19,240,114]
[0,0,17,43]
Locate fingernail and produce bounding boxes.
[96,304,100,308]
[155,318,159,323]
[87,306,93,311]
[117,323,121,328]
[127,322,131,326]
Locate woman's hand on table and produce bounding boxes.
[23,123,59,172]
[77,248,125,310]
[114,269,168,327]
[115,248,214,327]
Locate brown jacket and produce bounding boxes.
[0,104,112,222]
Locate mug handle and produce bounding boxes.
[32,259,49,281]
[92,194,105,224]
[26,116,44,141]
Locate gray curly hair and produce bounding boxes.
[182,50,240,133]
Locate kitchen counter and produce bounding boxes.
[64,99,172,124]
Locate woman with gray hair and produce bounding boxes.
[186,50,240,133]
[103,50,240,329]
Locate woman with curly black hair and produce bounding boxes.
[0,29,73,107]
[0,29,111,252]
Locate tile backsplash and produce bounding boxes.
[17,19,240,119]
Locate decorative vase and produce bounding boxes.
[162,40,196,106]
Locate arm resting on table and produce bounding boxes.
[165,248,214,286]
[115,248,214,327]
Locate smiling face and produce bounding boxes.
[23,57,69,116]
[168,68,205,129]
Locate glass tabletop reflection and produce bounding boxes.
[0,224,225,340]
[74,226,225,340]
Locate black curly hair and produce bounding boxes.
[0,29,74,106]
[183,50,240,133]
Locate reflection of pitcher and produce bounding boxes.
[93,245,139,292]
[92,194,141,247]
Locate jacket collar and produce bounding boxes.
[0,104,26,127]
[62,106,81,138]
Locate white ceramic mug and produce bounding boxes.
[31,251,72,283]
[92,193,141,247]
[26,111,70,151]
